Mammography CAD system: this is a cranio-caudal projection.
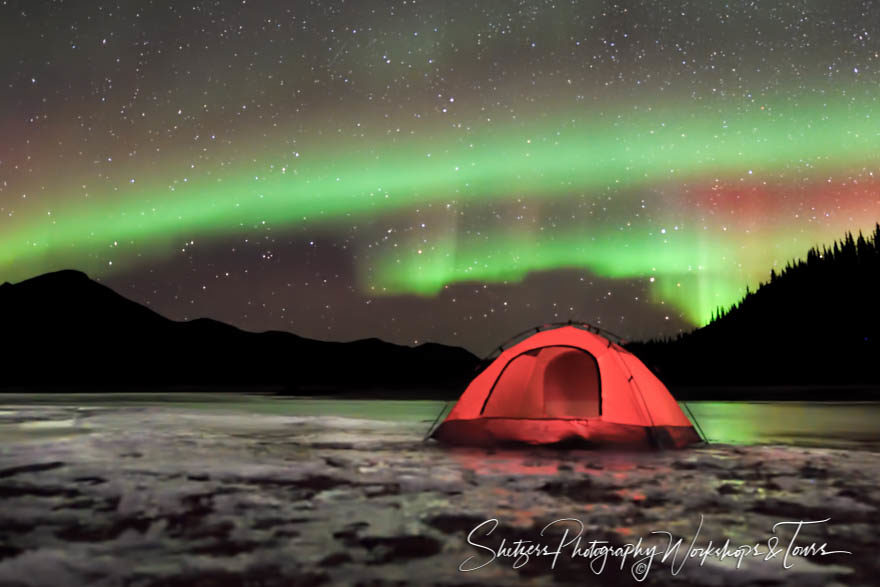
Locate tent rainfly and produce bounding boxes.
[431,325,702,449]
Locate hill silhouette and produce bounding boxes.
[0,270,479,392]
[6,221,879,394]
[628,224,880,387]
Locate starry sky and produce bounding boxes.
[3,1,880,354]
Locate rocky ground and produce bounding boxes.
[0,399,878,586]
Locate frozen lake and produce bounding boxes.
[3,393,880,449]
[0,394,878,585]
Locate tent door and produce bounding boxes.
[482,346,601,419]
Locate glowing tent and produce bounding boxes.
[431,324,702,448]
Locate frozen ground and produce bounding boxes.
[0,396,878,586]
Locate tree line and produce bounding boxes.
[628,223,880,387]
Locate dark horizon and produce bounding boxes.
[8,221,879,356]
[5,220,880,392]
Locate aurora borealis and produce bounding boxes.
[3,1,880,352]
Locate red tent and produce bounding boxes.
[431,325,701,448]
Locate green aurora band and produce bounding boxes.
[3,91,880,325]
[367,227,805,326]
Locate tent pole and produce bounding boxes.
[423,401,450,442]
[682,401,709,445]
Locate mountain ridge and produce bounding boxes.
[0,269,479,391]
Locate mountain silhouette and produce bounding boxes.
[628,224,880,387]
[0,270,479,392]
[6,219,879,395]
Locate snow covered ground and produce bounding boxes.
[0,395,877,586]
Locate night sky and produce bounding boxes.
[3,1,880,354]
